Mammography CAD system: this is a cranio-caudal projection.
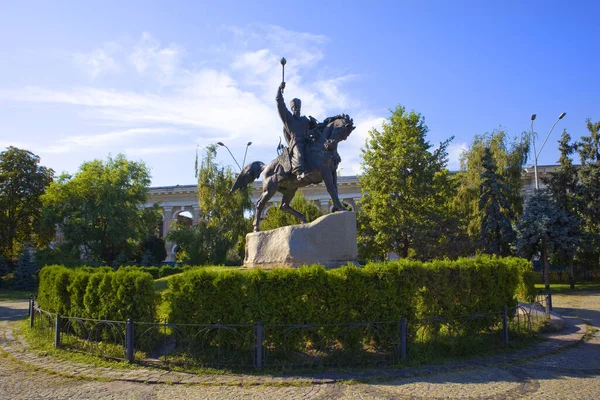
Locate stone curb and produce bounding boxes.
[0,313,590,386]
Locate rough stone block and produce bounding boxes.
[244,211,358,269]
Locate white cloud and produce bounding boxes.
[130,32,182,83]
[338,116,386,176]
[74,48,119,78]
[124,143,196,156]
[447,142,468,171]
[1,26,377,184]
[45,127,184,154]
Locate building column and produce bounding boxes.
[161,206,175,262]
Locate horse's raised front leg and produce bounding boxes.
[254,178,278,232]
[279,188,307,224]
[321,167,346,212]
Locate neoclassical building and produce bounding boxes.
[146,166,555,261]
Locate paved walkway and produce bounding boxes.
[1,292,599,399]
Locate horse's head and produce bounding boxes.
[324,114,355,150]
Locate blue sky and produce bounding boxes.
[1,0,598,186]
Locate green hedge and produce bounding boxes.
[167,256,534,324]
[117,265,160,279]
[37,265,157,322]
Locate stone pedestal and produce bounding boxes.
[244,211,358,269]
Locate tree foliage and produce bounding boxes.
[575,119,600,270]
[517,190,579,289]
[543,130,578,212]
[41,154,160,265]
[260,191,323,231]
[358,105,455,260]
[167,145,251,265]
[0,147,54,261]
[454,130,529,240]
[479,147,516,256]
[13,249,37,290]
[542,130,581,287]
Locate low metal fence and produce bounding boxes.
[28,297,551,369]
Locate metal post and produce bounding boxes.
[28,295,32,317]
[547,289,553,312]
[400,317,408,360]
[502,306,509,346]
[29,297,35,328]
[256,320,263,369]
[126,318,134,363]
[54,314,61,348]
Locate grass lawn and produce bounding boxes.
[535,282,600,294]
[154,276,173,293]
[0,288,35,301]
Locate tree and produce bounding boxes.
[542,130,581,287]
[260,191,323,231]
[479,147,516,256]
[138,235,167,266]
[168,145,251,265]
[0,147,54,261]
[12,249,37,290]
[453,130,529,241]
[41,154,161,265]
[0,256,9,287]
[358,105,455,260]
[517,191,579,290]
[576,119,600,275]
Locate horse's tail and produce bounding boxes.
[230,161,265,193]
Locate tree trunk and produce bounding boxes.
[542,246,550,291]
[402,233,409,258]
[569,260,575,289]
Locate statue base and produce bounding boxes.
[244,211,358,269]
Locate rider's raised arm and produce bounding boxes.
[276,83,291,125]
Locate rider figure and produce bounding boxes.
[276,82,316,180]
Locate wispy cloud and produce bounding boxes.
[124,143,197,156]
[45,127,185,154]
[130,32,183,83]
[338,116,386,176]
[74,48,119,78]
[447,142,468,171]
[1,27,385,183]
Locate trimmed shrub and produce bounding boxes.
[38,265,157,322]
[167,255,533,325]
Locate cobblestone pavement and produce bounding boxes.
[1,292,599,399]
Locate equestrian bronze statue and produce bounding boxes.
[231,59,355,232]
[230,112,354,232]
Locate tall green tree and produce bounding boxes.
[41,154,160,265]
[517,190,579,290]
[168,145,251,265]
[454,130,529,240]
[260,191,322,231]
[576,119,600,273]
[479,147,516,256]
[542,130,581,287]
[0,147,54,261]
[358,105,455,260]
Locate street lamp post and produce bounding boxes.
[217,142,242,171]
[242,141,252,169]
[530,112,567,190]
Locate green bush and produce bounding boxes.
[167,255,532,325]
[38,265,157,322]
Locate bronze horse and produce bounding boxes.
[230,114,355,232]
